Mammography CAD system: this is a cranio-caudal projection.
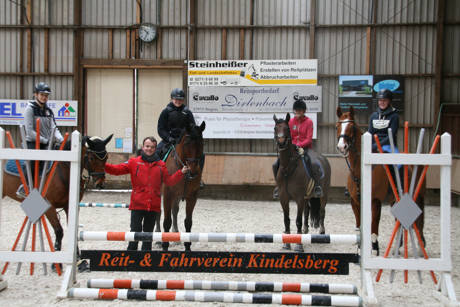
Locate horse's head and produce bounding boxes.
[273,113,291,150]
[336,106,359,157]
[82,134,113,188]
[181,121,205,178]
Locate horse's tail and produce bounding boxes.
[309,198,321,229]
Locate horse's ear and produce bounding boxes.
[349,106,355,118]
[273,114,277,122]
[85,136,94,148]
[337,106,342,118]
[82,136,89,147]
[285,112,290,122]
[103,134,113,146]
[199,121,206,132]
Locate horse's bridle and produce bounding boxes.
[83,148,108,181]
[337,119,361,189]
[274,122,291,150]
[172,135,203,181]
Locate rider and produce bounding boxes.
[157,88,205,186]
[105,136,189,251]
[368,89,399,153]
[16,82,64,198]
[273,99,323,198]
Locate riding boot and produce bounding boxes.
[272,159,280,199]
[305,155,323,198]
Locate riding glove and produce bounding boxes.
[297,147,304,155]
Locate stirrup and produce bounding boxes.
[16,185,26,199]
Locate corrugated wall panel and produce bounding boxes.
[317,0,371,25]
[0,0,21,24]
[0,30,20,72]
[316,28,367,75]
[50,30,73,73]
[0,76,20,98]
[113,30,127,59]
[161,29,186,59]
[443,26,460,74]
[225,29,241,60]
[443,79,460,103]
[162,0,187,26]
[52,0,73,25]
[196,29,221,59]
[374,26,436,74]
[22,76,73,100]
[82,0,136,25]
[253,28,309,59]
[446,0,460,22]
[254,0,309,25]
[376,0,437,24]
[84,30,109,58]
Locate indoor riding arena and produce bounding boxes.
[0,1,459,306]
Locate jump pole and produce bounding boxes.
[68,288,362,306]
[79,202,129,208]
[79,231,359,245]
[86,278,357,294]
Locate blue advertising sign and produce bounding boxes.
[0,100,78,126]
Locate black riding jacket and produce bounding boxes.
[157,102,196,142]
[368,106,399,152]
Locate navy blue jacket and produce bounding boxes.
[368,106,399,152]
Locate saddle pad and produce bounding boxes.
[4,159,52,177]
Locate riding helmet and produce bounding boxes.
[293,99,307,111]
[376,89,393,100]
[170,88,185,100]
[34,82,51,94]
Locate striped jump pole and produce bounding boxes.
[79,203,129,208]
[79,232,360,245]
[87,278,357,294]
[68,288,362,306]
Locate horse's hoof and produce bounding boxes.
[319,228,325,235]
[294,244,304,253]
[77,259,90,273]
[155,242,162,248]
[162,242,170,252]
[371,242,379,256]
[282,243,291,250]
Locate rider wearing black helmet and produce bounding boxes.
[17,82,64,198]
[156,88,196,156]
[368,89,399,153]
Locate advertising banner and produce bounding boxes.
[81,250,359,275]
[189,86,322,113]
[194,113,317,139]
[338,75,404,114]
[188,59,317,87]
[0,99,78,126]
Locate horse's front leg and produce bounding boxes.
[293,198,305,252]
[44,207,63,251]
[350,196,360,231]
[184,194,197,252]
[154,211,162,248]
[280,196,291,250]
[371,199,382,256]
[162,193,173,252]
[172,200,180,233]
[303,200,310,234]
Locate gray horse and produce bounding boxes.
[273,113,331,252]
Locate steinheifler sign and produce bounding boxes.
[188,59,317,87]
[81,250,359,275]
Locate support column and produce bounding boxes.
[434,0,445,126]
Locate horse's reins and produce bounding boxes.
[337,119,361,192]
[82,148,108,189]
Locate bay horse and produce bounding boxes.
[273,113,331,252]
[2,134,113,251]
[336,106,425,255]
[158,122,205,252]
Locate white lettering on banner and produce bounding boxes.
[189,86,322,113]
[194,113,317,140]
[0,99,78,126]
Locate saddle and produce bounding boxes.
[4,159,52,178]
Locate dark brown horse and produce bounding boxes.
[336,106,425,255]
[159,122,205,252]
[273,113,331,252]
[2,134,112,251]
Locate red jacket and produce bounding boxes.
[289,115,313,148]
[105,156,184,212]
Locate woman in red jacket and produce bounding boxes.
[273,99,322,198]
[105,136,189,251]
